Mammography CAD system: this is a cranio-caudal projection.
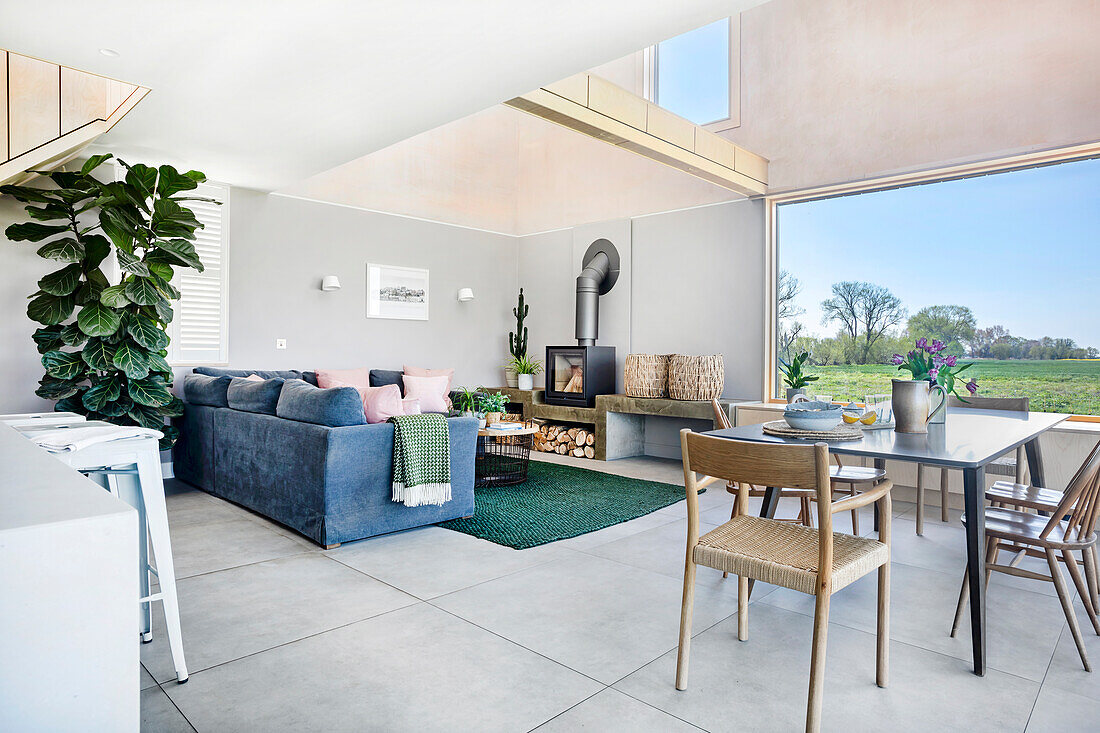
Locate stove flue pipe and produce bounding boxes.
[575,239,620,346]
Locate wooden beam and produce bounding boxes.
[505,73,767,196]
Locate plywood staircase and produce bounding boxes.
[1,49,149,185]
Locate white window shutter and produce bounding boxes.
[168,182,229,365]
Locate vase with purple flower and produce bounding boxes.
[890,338,979,432]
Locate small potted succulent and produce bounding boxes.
[779,351,819,403]
[505,354,544,391]
[477,390,508,426]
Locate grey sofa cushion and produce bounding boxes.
[194,367,305,381]
[369,369,404,395]
[227,377,285,414]
[276,379,366,427]
[301,371,319,386]
[183,374,232,407]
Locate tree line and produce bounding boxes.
[778,272,1099,365]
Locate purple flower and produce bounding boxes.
[966,379,979,395]
[929,367,939,381]
[945,355,958,367]
[933,355,945,368]
[933,340,948,353]
[891,354,905,365]
[915,337,928,350]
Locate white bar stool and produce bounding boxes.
[15,420,189,683]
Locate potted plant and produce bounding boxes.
[505,288,529,388]
[891,338,978,430]
[2,155,213,449]
[505,354,543,391]
[453,386,480,416]
[477,390,508,426]
[779,351,819,403]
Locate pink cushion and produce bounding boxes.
[402,374,450,413]
[316,368,369,390]
[357,384,404,424]
[401,397,421,415]
[243,374,265,382]
[403,365,454,392]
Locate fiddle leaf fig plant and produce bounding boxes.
[2,154,217,448]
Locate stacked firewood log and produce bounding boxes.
[531,423,596,459]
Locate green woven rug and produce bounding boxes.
[440,460,696,549]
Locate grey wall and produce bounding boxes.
[0,194,56,413]
[0,185,764,445]
[515,199,765,458]
[224,191,517,388]
[0,189,519,413]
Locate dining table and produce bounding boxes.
[705,406,1068,676]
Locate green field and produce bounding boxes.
[798,360,1100,415]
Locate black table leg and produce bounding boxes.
[1025,438,1046,488]
[747,487,782,599]
[760,486,781,520]
[963,466,987,676]
[873,458,886,532]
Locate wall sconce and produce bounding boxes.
[321,276,341,292]
[457,287,475,302]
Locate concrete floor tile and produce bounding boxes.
[325,525,574,599]
[432,553,743,684]
[166,603,602,733]
[616,602,1039,733]
[141,553,416,682]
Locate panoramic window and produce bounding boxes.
[774,157,1100,415]
[653,18,731,126]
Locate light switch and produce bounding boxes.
[276,339,287,350]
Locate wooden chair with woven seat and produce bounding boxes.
[712,400,815,529]
[949,438,1100,671]
[711,400,886,537]
[676,429,894,733]
[915,396,1029,535]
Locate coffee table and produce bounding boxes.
[475,422,539,488]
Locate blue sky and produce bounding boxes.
[656,18,729,125]
[777,157,1100,349]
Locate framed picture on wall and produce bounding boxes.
[366,263,429,320]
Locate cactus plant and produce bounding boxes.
[509,288,528,359]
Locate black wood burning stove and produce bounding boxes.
[545,345,616,408]
[544,239,620,408]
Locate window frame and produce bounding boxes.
[762,142,1100,421]
[644,15,741,132]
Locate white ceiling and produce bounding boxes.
[280,104,740,236]
[0,1,762,190]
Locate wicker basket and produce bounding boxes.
[624,354,670,398]
[667,354,724,401]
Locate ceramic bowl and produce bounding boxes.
[783,401,844,431]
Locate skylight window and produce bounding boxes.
[653,18,732,126]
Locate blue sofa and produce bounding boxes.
[173,368,477,547]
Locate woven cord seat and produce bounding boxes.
[696,516,888,595]
[676,430,894,733]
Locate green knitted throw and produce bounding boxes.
[389,413,451,507]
